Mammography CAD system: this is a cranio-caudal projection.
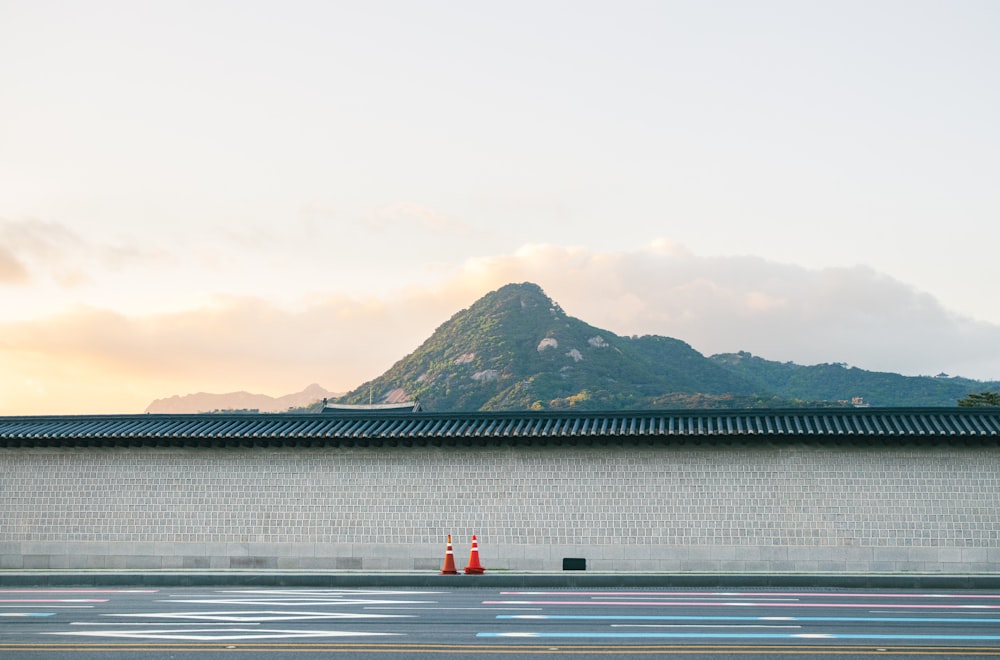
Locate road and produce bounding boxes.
[2,585,1000,658]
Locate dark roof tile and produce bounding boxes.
[1,408,999,448]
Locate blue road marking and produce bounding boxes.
[498,614,1000,624]
[479,631,1000,641]
[0,613,56,617]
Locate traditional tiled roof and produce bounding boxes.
[322,401,422,413]
[1,408,999,448]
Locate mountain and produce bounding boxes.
[335,282,999,411]
[145,383,338,414]
[710,351,1000,408]
[150,283,999,413]
[334,283,816,411]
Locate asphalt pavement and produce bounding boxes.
[3,583,1000,659]
[2,570,1000,589]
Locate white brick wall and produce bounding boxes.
[2,445,999,572]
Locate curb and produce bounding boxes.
[3,572,1000,589]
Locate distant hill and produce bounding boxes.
[709,351,998,408]
[152,283,1000,413]
[145,383,337,414]
[337,282,750,411]
[334,282,1000,411]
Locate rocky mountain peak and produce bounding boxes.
[334,282,752,411]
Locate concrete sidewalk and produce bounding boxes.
[3,571,1000,589]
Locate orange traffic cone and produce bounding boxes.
[464,534,486,574]
[440,534,459,575]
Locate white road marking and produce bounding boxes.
[74,623,260,626]
[164,598,434,606]
[45,627,400,641]
[611,624,802,629]
[212,590,443,596]
[106,610,412,622]
[0,590,156,594]
[593,596,799,602]
[367,606,542,611]
[871,609,1000,615]
[0,605,93,609]
[0,599,106,603]
[502,590,1000,600]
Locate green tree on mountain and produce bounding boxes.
[332,282,1000,412]
[958,391,1000,407]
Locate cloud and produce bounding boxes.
[449,243,1000,380]
[0,217,156,287]
[366,202,472,235]
[0,288,478,414]
[0,245,30,283]
[2,240,998,415]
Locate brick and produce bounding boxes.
[1,446,999,573]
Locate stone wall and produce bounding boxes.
[2,444,998,572]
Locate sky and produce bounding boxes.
[2,0,999,415]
